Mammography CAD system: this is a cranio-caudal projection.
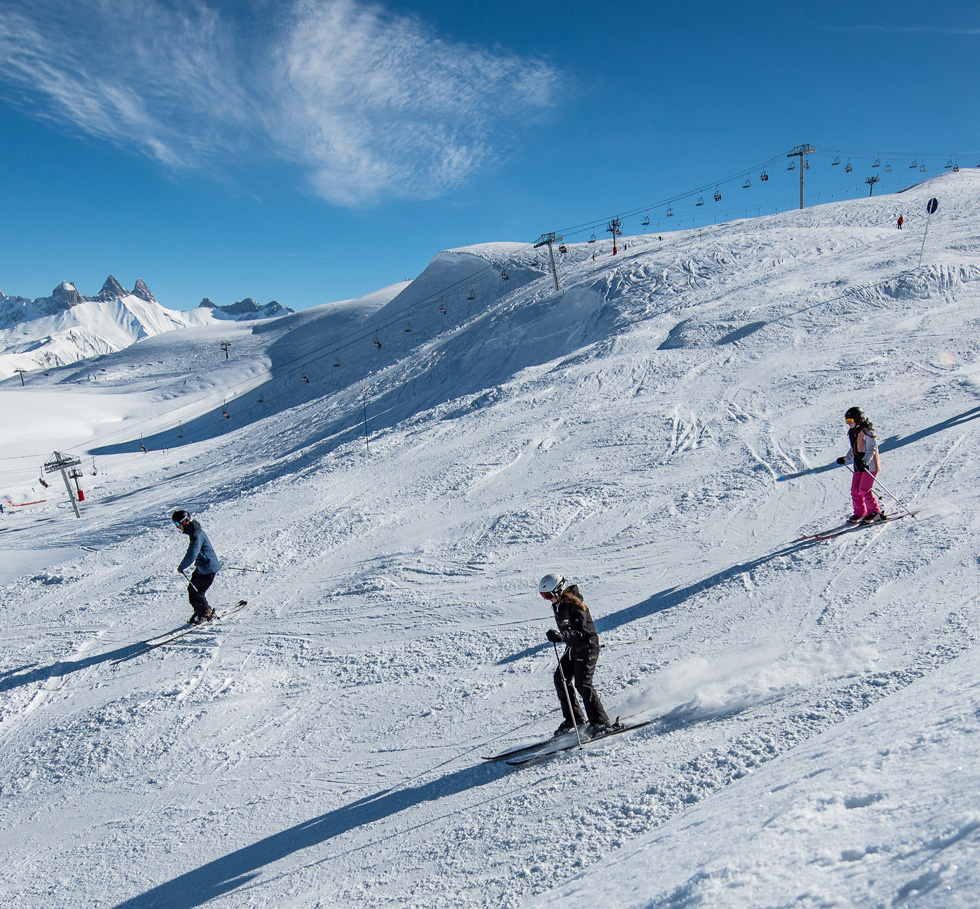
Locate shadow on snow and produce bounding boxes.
[113,762,510,909]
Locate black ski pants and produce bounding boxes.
[187,570,216,615]
[553,645,610,727]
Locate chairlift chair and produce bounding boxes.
[696,195,705,206]
[642,211,651,227]
[787,159,796,171]
[713,187,722,202]
[872,157,881,168]
[760,168,769,181]
[742,176,751,188]
[844,159,853,173]
[920,164,927,172]
[588,230,596,244]
[909,157,918,169]
[832,154,840,166]
[665,204,674,217]
[885,161,892,172]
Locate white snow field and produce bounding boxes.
[2,171,980,907]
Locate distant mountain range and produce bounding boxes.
[0,276,293,379]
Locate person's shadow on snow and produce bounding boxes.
[112,761,511,909]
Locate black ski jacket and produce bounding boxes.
[551,584,600,651]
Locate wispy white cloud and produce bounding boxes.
[0,0,558,205]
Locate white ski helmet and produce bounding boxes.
[538,572,566,599]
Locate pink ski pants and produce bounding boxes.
[850,471,881,517]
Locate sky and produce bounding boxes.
[0,0,978,312]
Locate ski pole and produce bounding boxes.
[869,473,916,518]
[601,637,655,649]
[553,642,584,749]
[180,569,199,593]
[222,566,268,574]
[843,464,916,518]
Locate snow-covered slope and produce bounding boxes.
[2,171,980,908]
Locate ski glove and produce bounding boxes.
[836,456,846,465]
[546,629,568,643]
[854,457,867,471]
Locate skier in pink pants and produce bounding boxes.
[836,406,885,524]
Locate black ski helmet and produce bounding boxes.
[171,509,189,525]
[844,406,864,423]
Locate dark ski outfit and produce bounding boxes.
[177,519,222,618]
[547,585,611,731]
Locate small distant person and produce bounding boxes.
[835,407,885,524]
[538,573,613,738]
[140,441,148,453]
[897,215,904,230]
[172,510,222,623]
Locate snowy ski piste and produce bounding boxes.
[2,171,980,906]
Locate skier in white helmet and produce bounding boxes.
[538,572,613,738]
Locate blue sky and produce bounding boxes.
[0,0,978,311]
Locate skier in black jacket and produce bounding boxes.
[539,572,612,737]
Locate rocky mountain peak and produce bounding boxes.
[132,279,156,303]
[96,275,128,300]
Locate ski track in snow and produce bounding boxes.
[2,172,980,906]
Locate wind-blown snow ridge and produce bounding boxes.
[2,171,980,907]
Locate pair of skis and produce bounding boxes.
[484,717,652,766]
[797,513,910,541]
[143,600,248,648]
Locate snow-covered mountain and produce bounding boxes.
[0,277,293,380]
[2,171,980,908]
[197,296,294,321]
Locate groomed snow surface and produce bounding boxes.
[2,172,980,907]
